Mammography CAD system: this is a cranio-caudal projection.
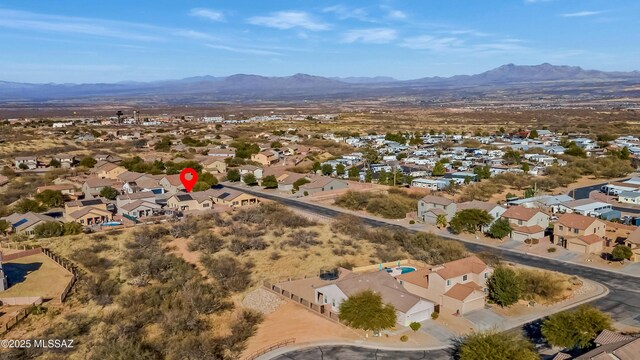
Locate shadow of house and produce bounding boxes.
[3,262,43,287]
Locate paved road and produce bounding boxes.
[227,185,640,359]
[271,346,451,360]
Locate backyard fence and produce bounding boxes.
[263,283,345,327]
[0,297,42,335]
[243,338,295,360]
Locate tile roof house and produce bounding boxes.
[82,178,121,198]
[0,212,59,236]
[159,174,185,194]
[554,330,640,360]
[91,162,127,180]
[554,213,606,254]
[166,192,213,212]
[623,227,640,262]
[418,195,457,225]
[501,206,549,241]
[314,270,435,326]
[396,256,492,315]
[298,177,348,195]
[251,150,279,166]
[209,187,260,208]
[64,198,113,225]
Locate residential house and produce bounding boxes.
[116,192,157,213]
[238,165,263,180]
[411,178,449,191]
[92,162,127,180]
[166,192,213,212]
[396,256,492,315]
[554,213,606,254]
[82,178,120,198]
[553,330,639,360]
[64,198,113,225]
[94,154,122,163]
[619,191,640,205]
[0,212,59,236]
[557,199,613,217]
[417,195,457,225]
[251,150,279,166]
[119,200,161,219]
[298,177,348,195]
[209,187,260,208]
[623,227,640,262]
[207,148,235,158]
[314,271,435,326]
[14,156,38,170]
[55,154,77,169]
[201,157,227,174]
[501,206,549,241]
[159,174,185,194]
[36,184,79,197]
[457,201,506,232]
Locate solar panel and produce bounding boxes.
[176,194,192,201]
[218,192,231,199]
[82,199,102,206]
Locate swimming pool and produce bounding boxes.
[398,266,416,274]
[102,221,122,226]
[385,266,416,276]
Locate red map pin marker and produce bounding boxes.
[179,168,198,192]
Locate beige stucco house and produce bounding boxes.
[554,213,606,254]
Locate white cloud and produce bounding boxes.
[189,8,225,22]
[387,10,407,20]
[323,5,371,22]
[248,11,330,31]
[175,30,218,42]
[400,35,462,51]
[342,28,398,44]
[205,44,281,56]
[561,11,604,17]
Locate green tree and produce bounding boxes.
[192,181,211,192]
[365,169,373,183]
[321,164,333,176]
[541,305,613,349]
[270,141,283,149]
[457,331,538,360]
[100,186,119,200]
[243,173,258,186]
[63,222,84,235]
[611,245,633,261]
[488,218,511,239]
[35,190,64,208]
[502,149,522,165]
[529,129,538,139]
[312,161,322,173]
[262,175,279,189]
[18,163,28,170]
[13,199,45,214]
[449,209,493,234]
[378,169,389,185]
[362,146,379,165]
[339,290,397,331]
[436,214,448,229]
[474,165,491,180]
[227,169,241,182]
[522,163,530,172]
[49,159,61,168]
[565,145,587,158]
[348,166,360,180]
[487,267,522,307]
[154,136,172,151]
[524,188,535,199]
[34,221,64,238]
[293,177,310,191]
[432,162,446,176]
[199,172,219,186]
[335,163,346,177]
[0,219,10,234]
[79,157,97,168]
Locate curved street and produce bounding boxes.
[226,185,640,360]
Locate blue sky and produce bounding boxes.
[0,0,638,83]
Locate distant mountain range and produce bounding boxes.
[1,63,639,103]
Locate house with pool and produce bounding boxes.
[313,270,435,326]
[396,255,493,315]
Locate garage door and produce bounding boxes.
[568,241,587,254]
[405,309,431,324]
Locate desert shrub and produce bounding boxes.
[400,335,408,342]
[270,251,281,260]
[169,218,199,238]
[283,230,321,249]
[71,248,113,273]
[517,268,565,302]
[431,311,439,320]
[332,215,369,239]
[409,322,421,331]
[79,274,121,306]
[201,255,252,292]
[547,247,557,253]
[334,190,371,210]
[228,237,268,255]
[223,310,264,356]
[188,231,225,254]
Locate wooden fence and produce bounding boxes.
[243,338,295,360]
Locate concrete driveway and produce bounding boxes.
[463,309,506,331]
[418,320,456,345]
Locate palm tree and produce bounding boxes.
[436,214,447,229]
